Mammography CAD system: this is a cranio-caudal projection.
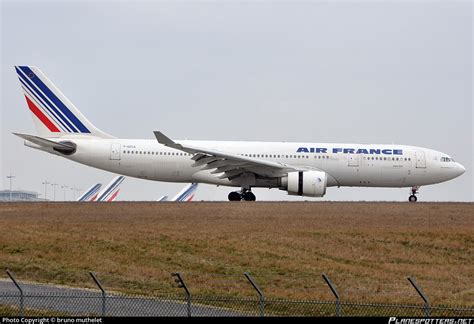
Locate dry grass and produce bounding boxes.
[0,202,472,305]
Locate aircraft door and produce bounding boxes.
[110,143,121,160]
[415,151,426,168]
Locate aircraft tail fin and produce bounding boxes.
[171,183,198,202]
[96,176,125,202]
[77,183,103,202]
[15,66,113,139]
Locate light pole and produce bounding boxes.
[76,188,83,200]
[61,185,69,201]
[51,183,58,201]
[42,180,50,200]
[6,173,15,201]
[70,187,82,200]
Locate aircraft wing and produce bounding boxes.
[154,131,300,180]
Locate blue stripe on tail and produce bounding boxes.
[175,183,198,202]
[16,68,73,132]
[18,66,90,133]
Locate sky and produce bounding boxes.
[1,0,472,201]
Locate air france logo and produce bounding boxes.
[297,147,403,155]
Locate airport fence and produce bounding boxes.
[1,271,473,317]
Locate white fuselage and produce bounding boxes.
[33,138,465,189]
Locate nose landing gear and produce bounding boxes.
[228,189,256,201]
[409,186,419,202]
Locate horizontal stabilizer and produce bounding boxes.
[13,132,76,154]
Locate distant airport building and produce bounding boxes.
[0,190,45,202]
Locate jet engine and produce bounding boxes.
[281,171,327,197]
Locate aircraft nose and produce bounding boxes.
[456,162,466,176]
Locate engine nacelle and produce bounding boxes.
[281,171,327,197]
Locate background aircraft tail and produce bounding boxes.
[96,176,125,202]
[171,183,198,202]
[15,66,113,139]
[76,183,102,202]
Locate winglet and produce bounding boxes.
[154,131,175,146]
[154,131,186,151]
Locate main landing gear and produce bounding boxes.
[409,186,419,202]
[228,189,256,201]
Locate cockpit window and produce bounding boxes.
[441,157,454,162]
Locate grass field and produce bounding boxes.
[0,202,472,306]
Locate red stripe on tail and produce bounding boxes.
[24,95,60,132]
[107,189,120,202]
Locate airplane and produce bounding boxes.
[76,176,125,202]
[158,183,199,202]
[13,66,466,202]
[76,183,102,202]
[95,176,125,202]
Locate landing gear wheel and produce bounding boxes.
[242,191,256,201]
[228,191,242,201]
[409,195,417,202]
